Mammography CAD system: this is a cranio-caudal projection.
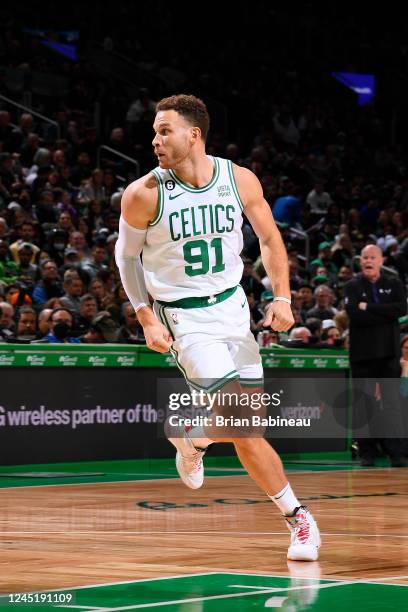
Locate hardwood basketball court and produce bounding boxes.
[0,458,407,610]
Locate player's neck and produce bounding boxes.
[172,153,213,189]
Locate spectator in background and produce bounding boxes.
[5,282,32,308]
[0,239,20,285]
[337,265,353,285]
[16,243,39,284]
[75,294,98,336]
[105,231,119,260]
[291,305,304,328]
[0,302,14,339]
[305,317,323,344]
[60,276,83,314]
[320,320,342,347]
[309,242,338,277]
[59,248,84,281]
[10,113,34,152]
[9,221,40,263]
[37,308,53,338]
[333,310,349,338]
[70,152,93,187]
[288,326,312,345]
[86,199,105,234]
[44,297,64,311]
[126,87,156,132]
[20,133,40,168]
[306,285,337,321]
[331,234,354,269]
[32,260,63,306]
[80,311,119,343]
[272,190,301,227]
[56,211,75,235]
[97,268,116,293]
[89,277,111,310]
[35,307,80,343]
[298,284,314,315]
[288,258,304,291]
[43,228,69,267]
[110,191,123,215]
[241,257,265,301]
[117,301,145,344]
[25,148,52,188]
[106,282,130,322]
[306,181,333,215]
[80,244,109,280]
[14,306,37,342]
[273,108,300,147]
[69,231,91,259]
[247,292,265,335]
[77,168,106,205]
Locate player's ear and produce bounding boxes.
[191,126,201,143]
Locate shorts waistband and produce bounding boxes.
[157,285,238,309]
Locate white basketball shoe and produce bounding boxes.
[285,506,321,561]
[168,426,207,490]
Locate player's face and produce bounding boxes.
[152,110,195,168]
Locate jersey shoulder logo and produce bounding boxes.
[165,179,175,190]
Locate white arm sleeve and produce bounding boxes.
[115,216,150,313]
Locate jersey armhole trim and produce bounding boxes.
[227,160,245,212]
[149,170,164,226]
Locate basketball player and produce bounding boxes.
[115,95,321,561]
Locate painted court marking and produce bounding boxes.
[54,576,408,611]
[0,572,403,611]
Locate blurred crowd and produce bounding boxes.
[0,5,407,349]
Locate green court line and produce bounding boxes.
[0,572,406,611]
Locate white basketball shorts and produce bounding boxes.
[154,285,263,392]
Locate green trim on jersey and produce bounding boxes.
[240,378,264,388]
[169,157,220,193]
[227,160,245,211]
[198,370,240,393]
[157,285,237,309]
[149,170,164,226]
[157,305,190,382]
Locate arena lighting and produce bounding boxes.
[39,39,77,61]
[23,28,79,61]
[332,71,375,105]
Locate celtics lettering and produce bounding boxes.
[169,204,235,241]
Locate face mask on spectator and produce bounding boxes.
[54,242,66,251]
[53,322,71,339]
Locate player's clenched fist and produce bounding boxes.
[143,321,173,353]
[263,301,294,332]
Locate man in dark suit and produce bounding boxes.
[345,245,407,466]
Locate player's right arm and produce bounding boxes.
[115,174,173,353]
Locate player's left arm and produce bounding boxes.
[233,165,294,332]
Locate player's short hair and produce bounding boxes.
[156,94,210,141]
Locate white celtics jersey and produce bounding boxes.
[142,156,244,301]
